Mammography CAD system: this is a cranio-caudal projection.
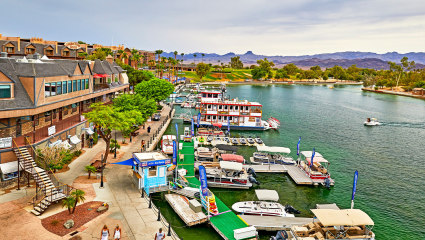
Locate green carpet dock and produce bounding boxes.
[177,141,252,240]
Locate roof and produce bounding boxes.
[300,151,323,158]
[0,161,18,174]
[311,209,374,226]
[219,161,242,171]
[257,146,291,154]
[316,203,340,210]
[255,189,279,201]
[134,151,168,162]
[220,154,244,163]
[301,151,328,163]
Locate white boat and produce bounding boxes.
[232,189,296,217]
[161,135,176,155]
[203,161,256,189]
[364,118,381,126]
[251,146,296,165]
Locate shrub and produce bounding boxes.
[51,220,59,226]
[73,150,82,157]
[109,139,121,152]
[93,132,99,145]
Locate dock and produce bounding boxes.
[165,194,207,226]
[195,137,265,147]
[244,164,288,173]
[285,165,314,185]
[238,215,313,231]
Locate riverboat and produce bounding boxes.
[161,135,176,155]
[232,189,297,217]
[298,151,334,186]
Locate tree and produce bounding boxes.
[283,63,299,76]
[134,78,174,103]
[85,165,97,179]
[274,69,289,79]
[201,53,205,63]
[71,189,86,213]
[77,41,86,44]
[62,196,75,214]
[196,63,211,81]
[193,54,197,64]
[251,58,274,80]
[388,57,416,91]
[230,56,243,69]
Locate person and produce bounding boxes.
[101,225,109,240]
[141,140,145,152]
[154,228,165,240]
[89,136,94,148]
[147,126,151,133]
[114,225,121,240]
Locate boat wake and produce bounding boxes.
[380,122,425,129]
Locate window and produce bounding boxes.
[77,80,81,91]
[25,47,35,54]
[44,83,51,97]
[68,81,72,92]
[46,49,53,56]
[0,85,11,98]
[44,112,51,122]
[230,106,233,110]
[5,46,14,53]
[235,106,239,110]
[63,50,70,57]
[85,79,89,89]
[52,109,56,119]
[71,103,78,113]
[73,80,77,92]
[50,82,57,96]
[148,166,157,177]
[56,82,62,95]
[62,81,67,93]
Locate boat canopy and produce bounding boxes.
[257,146,291,154]
[215,144,238,152]
[300,151,328,163]
[221,154,244,163]
[300,151,323,158]
[163,135,176,140]
[311,209,374,227]
[255,189,279,202]
[219,161,243,171]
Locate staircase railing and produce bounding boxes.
[32,186,47,207]
[24,136,36,162]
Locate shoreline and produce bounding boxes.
[199,80,363,86]
[362,88,425,100]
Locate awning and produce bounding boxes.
[93,74,109,78]
[221,154,244,163]
[219,161,242,171]
[212,123,222,128]
[60,140,72,150]
[70,135,81,145]
[257,146,291,154]
[255,189,279,202]
[311,209,374,226]
[0,161,18,174]
[85,128,94,135]
[113,158,136,166]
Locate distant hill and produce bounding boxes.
[161,51,425,70]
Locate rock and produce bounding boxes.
[63,219,74,229]
[97,206,107,212]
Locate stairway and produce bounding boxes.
[14,147,68,216]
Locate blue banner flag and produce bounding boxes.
[191,118,195,136]
[310,148,315,167]
[297,137,301,156]
[197,113,201,128]
[228,118,230,132]
[351,170,359,209]
[172,140,177,165]
[199,165,208,196]
[175,123,179,139]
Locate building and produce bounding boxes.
[119,48,155,69]
[412,88,424,96]
[0,52,129,178]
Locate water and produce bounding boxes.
[154,84,425,240]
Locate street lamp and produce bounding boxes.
[114,131,117,159]
[100,154,104,188]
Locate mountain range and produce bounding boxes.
[161,51,425,70]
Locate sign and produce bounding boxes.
[0,137,12,149]
[197,113,201,128]
[297,137,301,156]
[140,159,171,167]
[172,140,177,165]
[199,165,208,196]
[191,118,194,136]
[351,170,359,209]
[48,125,56,136]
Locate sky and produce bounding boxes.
[1,0,425,56]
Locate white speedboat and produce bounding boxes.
[161,135,176,155]
[232,190,297,217]
[364,118,381,126]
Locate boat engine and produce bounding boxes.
[270,230,288,240]
[285,204,301,214]
[248,176,260,185]
[324,177,331,189]
[247,168,257,178]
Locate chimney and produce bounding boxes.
[106,54,113,64]
[0,52,7,58]
[33,52,40,60]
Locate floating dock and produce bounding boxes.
[165,194,207,226]
[285,165,314,185]
[244,164,288,173]
[195,137,265,147]
[238,215,313,231]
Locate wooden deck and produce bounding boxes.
[245,162,288,173]
[238,215,313,231]
[285,165,314,185]
[165,194,207,226]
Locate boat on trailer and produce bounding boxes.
[161,135,176,155]
[232,189,297,217]
[251,146,296,165]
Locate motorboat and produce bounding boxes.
[231,138,239,145]
[223,137,230,143]
[161,135,176,155]
[267,117,281,130]
[255,137,263,144]
[232,189,296,217]
[247,136,255,144]
[239,138,247,145]
[203,161,257,189]
[206,135,213,142]
[291,209,375,240]
[251,146,296,165]
[298,151,334,186]
[195,147,219,162]
[364,118,381,126]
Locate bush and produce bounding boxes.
[51,220,59,226]
[109,139,121,152]
[73,150,82,157]
[93,132,99,145]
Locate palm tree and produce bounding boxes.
[85,165,97,179]
[201,53,205,63]
[155,50,163,77]
[193,54,197,64]
[62,197,75,214]
[71,189,86,213]
[180,53,185,72]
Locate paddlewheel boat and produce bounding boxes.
[161,135,176,155]
[232,189,297,217]
[298,151,334,186]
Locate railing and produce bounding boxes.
[32,186,47,207]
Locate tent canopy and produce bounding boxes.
[257,146,291,154]
[220,161,242,171]
[255,189,279,201]
[112,158,136,166]
[311,209,374,226]
[220,154,244,163]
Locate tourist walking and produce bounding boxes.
[154,228,165,240]
[100,225,109,240]
[89,136,94,148]
[147,126,151,134]
[114,225,121,240]
[141,140,145,152]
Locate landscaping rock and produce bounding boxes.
[63,219,74,229]
[96,206,107,212]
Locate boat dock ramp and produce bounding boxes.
[238,215,313,231]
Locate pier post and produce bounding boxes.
[167,223,171,236]
[157,207,161,221]
[149,195,152,208]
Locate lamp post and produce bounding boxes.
[100,154,104,188]
[114,131,117,159]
